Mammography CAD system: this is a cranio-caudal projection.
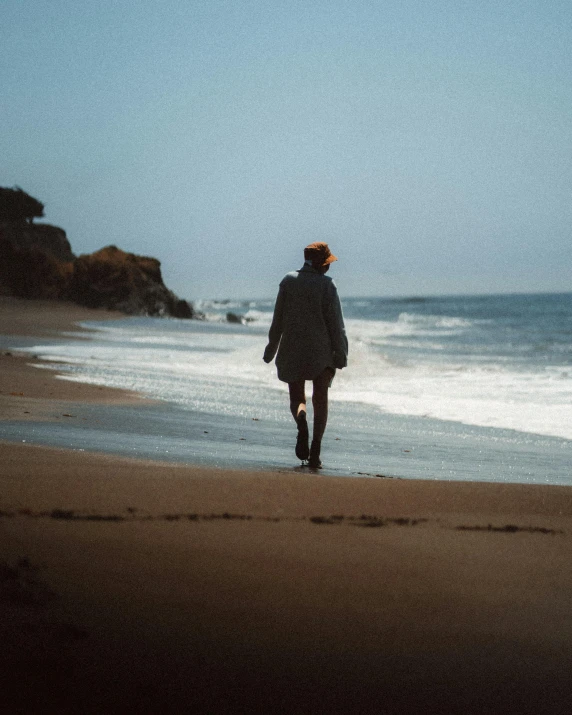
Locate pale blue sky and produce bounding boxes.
[2,0,571,299]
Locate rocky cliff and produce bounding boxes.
[0,220,75,262]
[69,246,193,318]
[0,220,194,318]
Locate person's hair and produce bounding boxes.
[304,248,322,268]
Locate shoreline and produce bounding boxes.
[2,295,571,485]
[2,297,572,712]
[0,296,150,427]
[0,295,142,405]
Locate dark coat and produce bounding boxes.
[263,264,348,383]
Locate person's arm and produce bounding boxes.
[324,280,348,369]
[263,285,285,363]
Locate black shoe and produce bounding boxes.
[295,413,310,461]
[308,440,322,469]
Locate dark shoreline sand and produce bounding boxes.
[0,296,141,414]
[1,298,572,713]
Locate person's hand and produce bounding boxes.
[263,345,274,363]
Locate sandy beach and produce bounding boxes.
[0,297,141,421]
[2,298,572,714]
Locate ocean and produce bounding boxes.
[6,292,572,485]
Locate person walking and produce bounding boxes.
[263,242,348,468]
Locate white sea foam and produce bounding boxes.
[24,314,572,441]
[344,315,474,352]
[333,360,572,441]
[334,324,572,439]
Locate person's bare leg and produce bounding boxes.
[310,368,334,467]
[288,381,306,420]
[289,381,309,460]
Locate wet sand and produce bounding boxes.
[1,298,572,713]
[0,297,143,422]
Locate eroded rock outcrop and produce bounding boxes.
[69,246,193,318]
[0,220,194,318]
[0,221,74,300]
[0,221,75,262]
